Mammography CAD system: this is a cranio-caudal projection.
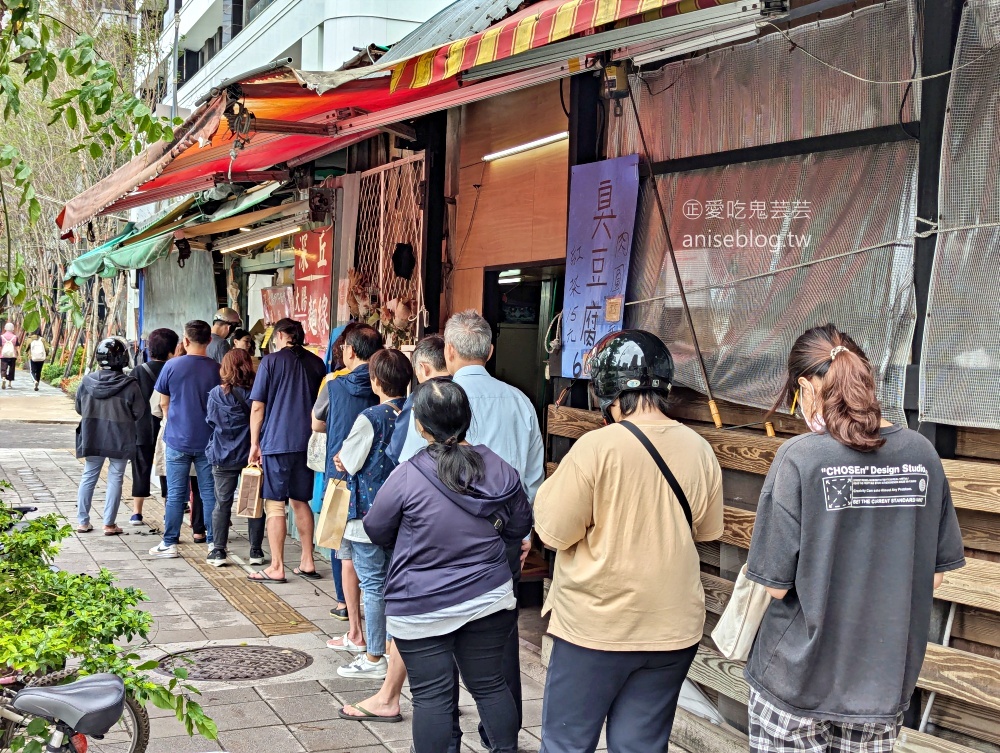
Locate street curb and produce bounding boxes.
[0,419,77,425]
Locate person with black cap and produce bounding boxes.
[534,329,724,753]
[208,307,241,363]
[74,337,145,536]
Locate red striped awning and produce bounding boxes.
[389,0,731,91]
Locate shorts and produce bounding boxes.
[262,451,313,503]
[337,538,354,561]
[748,688,903,753]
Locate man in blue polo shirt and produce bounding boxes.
[247,318,327,583]
[148,320,221,559]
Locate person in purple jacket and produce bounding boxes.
[363,378,532,753]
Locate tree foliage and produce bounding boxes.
[0,0,176,323]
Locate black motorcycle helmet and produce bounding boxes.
[588,329,674,423]
[96,337,130,371]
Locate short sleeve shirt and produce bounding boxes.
[153,355,221,454]
[534,420,724,652]
[744,425,966,723]
[250,346,326,455]
[207,333,231,363]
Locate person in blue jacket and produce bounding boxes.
[312,324,382,652]
[205,349,264,567]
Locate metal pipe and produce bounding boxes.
[918,601,957,733]
[171,7,180,121]
[193,58,294,107]
[627,88,722,428]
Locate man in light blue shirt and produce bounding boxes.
[443,309,543,746]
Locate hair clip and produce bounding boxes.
[830,345,849,361]
[790,388,799,416]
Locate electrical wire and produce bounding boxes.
[897,19,920,141]
[454,162,487,271]
[758,19,1000,85]
[559,77,570,118]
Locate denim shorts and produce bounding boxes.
[337,538,354,561]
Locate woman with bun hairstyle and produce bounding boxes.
[744,324,965,753]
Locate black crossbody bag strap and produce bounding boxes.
[619,421,694,531]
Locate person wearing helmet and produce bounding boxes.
[208,307,241,364]
[74,337,145,535]
[1,321,18,389]
[534,329,724,753]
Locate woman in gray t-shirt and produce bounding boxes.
[745,324,965,752]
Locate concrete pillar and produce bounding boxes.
[300,23,323,71]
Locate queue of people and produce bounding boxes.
[65,307,965,753]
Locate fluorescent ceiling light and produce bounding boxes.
[462,3,762,81]
[629,22,762,66]
[499,269,521,278]
[239,227,252,232]
[214,216,306,254]
[498,277,522,285]
[484,133,568,162]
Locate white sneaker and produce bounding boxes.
[148,542,178,559]
[337,654,387,680]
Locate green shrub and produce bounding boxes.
[40,363,63,383]
[63,374,84,399]
[0,482,218,745]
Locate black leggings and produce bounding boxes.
[1,358,15,381]
[29,360,43,383]
[396,609,519,753]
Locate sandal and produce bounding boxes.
[293,567,321,580]
[246,571,287,584]
[338,704,402,723]
[76,524,93,533]
[326,634,366,654]
[103,526,123,536]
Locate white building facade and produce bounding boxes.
[144,0,451,115]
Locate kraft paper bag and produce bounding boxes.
[316,479,350,550]
[236,464,264,519]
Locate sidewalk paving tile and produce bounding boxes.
[221,724,306,753]
[288,719,384,751]
[257,679,325,698]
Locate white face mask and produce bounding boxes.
[801,381,827,434]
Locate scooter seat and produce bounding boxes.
[12,673,125,736]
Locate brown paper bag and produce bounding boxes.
[236,464,264,519]
[316,478,350,550]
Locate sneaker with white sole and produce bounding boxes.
[207,549,226,567]
[337,654,387,680]
[248,548,265,565]
[129,514,143,526]
[148,542,178,559]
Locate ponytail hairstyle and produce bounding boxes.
[776,324,885,452]
[412,377,485,494]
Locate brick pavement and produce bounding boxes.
[0,447,560,753]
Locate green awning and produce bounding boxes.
[66,224,135,282]
[63,184,283,282]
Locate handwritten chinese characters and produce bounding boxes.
[561,155,640,379]
[293,225,334,355]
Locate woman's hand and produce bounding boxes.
[333,454,346,473]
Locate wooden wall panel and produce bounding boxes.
[450,267,484,315]
[452,81,569,311]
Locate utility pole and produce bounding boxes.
[171,0,181,120]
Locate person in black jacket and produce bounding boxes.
[76,338,144,535]
[206,348,265,567]
[130,328,178,526]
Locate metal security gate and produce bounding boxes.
[355,153,425,345]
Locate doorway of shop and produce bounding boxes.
[483,264,564,419]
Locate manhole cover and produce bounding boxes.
[156,646,313,681]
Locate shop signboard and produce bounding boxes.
[293,225,334,355]
[560,154,640,378]
[260,286,294,324]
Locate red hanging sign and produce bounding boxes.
[293,225,334,354]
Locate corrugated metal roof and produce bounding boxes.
[379,0,527,64]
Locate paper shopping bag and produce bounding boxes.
[236,464,264,519]
[316,479,350,550]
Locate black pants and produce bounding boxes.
[539,637,698,753]
[470,569,522,748]
[396,609,519,753]
[29,360,43,384]
[131,444,155,498]
[1,358,15,381]
[211,465,265,552]
[190,475,205,536]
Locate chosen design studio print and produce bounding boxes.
[821,463,930,511]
